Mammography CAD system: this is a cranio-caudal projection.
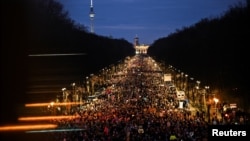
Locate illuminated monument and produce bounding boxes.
[89,0,95,33]
[134,35,149,54]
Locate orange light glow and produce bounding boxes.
[18,115,80,121]
[25,102,83,107]
[0,124,57,131]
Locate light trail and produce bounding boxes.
[28,53,87,57]
[0,124,57,132]
[18,115,80,121]
[25,102,84,107]
[26,128,85,133]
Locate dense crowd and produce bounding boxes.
[48,55,247,141]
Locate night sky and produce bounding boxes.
[0,0,247,125]
[59,0,246,44]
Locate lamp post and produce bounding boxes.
[205,86,210,99]
[184,74,188,91]
[196,81,200,106]
[213,98,219,117]
[86,77,90,95]
[177,70,181,88]
[181,72,184,90]
[190,77,194,102]
[48,101,55,115]
[196,80,200,87]
[62,88,67,102]
[71,82,76,102]
[195,85,199,106]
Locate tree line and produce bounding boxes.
[148,1,250,111]
[1,0,135,123]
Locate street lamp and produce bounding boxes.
[213,98,219,117]
[181,72,184,89]
[190,77,194,102]
[196,80,200,87]
[184,74,188,91]
[86,77,90,94]
[196,80,201,106]
[62,88,66,102]
[71,82,76,102]
[48,101,55,115]
[195,85,199,106]
[205,86,210,100]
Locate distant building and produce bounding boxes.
[134,36,139,46]
[134,36,149,54]
[89,0,95,33]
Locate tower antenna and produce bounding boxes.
[89,0,95,33]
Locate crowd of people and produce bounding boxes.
[47,55,246,141]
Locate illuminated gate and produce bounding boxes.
[134,36,149,54]
[135,45,149,54]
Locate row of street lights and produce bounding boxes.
[160,63,220,120]
[59,59,125,105]
[59,58,221,120]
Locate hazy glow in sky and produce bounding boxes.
[59,0,246,44]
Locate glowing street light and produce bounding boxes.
[71,82,76,102]
[213,98,219,117]
[86,77,90,94]
[62,88,67,102]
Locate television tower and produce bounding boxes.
[89,0,95,33]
